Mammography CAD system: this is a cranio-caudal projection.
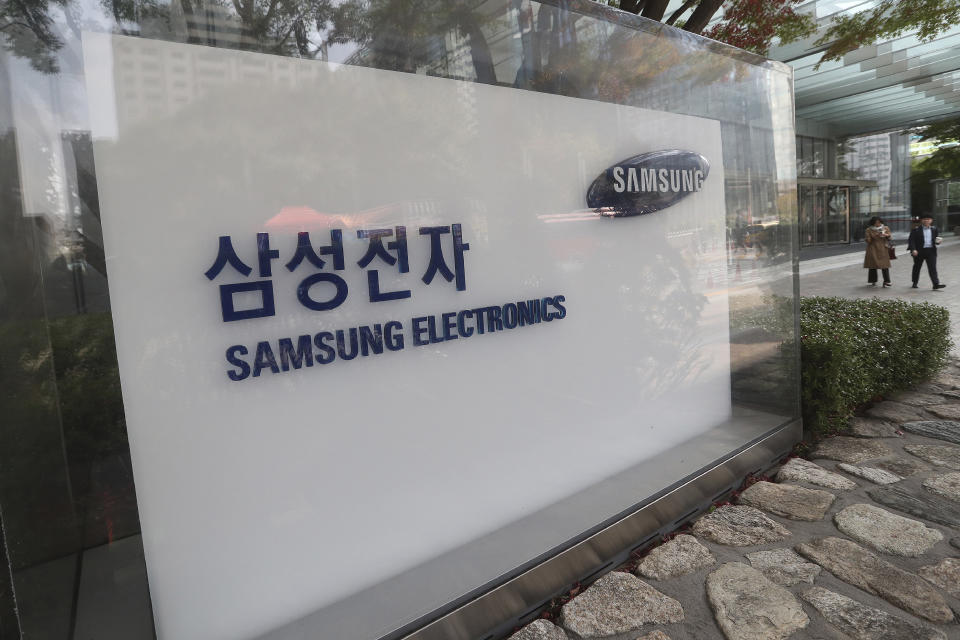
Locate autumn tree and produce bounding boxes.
[702,0,817,56]
[5,0,960,76]
[607,0,816,56]
[816,0,960,64]
[605,0,960,61]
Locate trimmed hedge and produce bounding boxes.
[800,296,952,434]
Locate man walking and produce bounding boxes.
[908,213,946,290]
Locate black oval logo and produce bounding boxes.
[586,150,710,217]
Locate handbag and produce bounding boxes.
[887,239,897,260]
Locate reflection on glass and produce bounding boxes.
[801,136,814,177]
[826,186,849,243]
[1,1,800,638]
[814,185,826,243]
[800,185,815,246]
[812,138,826,178]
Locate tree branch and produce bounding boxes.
[259,0,283,32]
[618,0,646,14]
[640,0,669,21]
[9,0,59,45]
[683,0,723,34]
[0,20,35,32]
[665,0,697,26]
[276,5,313,49]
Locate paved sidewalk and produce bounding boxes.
[505,245,960,640]
[509,369,960,640]
[801,237,960,355]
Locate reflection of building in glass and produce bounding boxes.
[345,3,790,259]
[112,36,305,131]
[840,132,910,210]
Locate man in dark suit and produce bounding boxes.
[908,213,946,290]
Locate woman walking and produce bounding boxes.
[864,216,892,287]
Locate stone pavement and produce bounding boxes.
[506,242,960,640]
[800,237,960,355]
[509,365,960,640]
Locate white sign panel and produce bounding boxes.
[84,33,730,640]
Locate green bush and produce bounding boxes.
[800,296,952,434]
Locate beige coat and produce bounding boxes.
[864,225,892,269]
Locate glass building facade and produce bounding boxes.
[933,178,960,233]
[797,130,912,246]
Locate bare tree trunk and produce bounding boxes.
[618,0,646,14]
[683,0,724,34]
[179,0,202,44]
[666,0,698,26]
[640,0,670,21]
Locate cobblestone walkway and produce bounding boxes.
[509,361,960,640]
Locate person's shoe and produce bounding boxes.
[883,282,892,287]
[934,284,947,290]
[912,283,919,288]
[869,282,876,286]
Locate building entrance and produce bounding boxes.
[800,185,849,246]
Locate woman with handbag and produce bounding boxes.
[864,216,893,287]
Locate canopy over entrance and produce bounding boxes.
[767,0,960,136]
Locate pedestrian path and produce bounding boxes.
[800,236,960,277]
[509,364,960,640]
[801,238,960,355]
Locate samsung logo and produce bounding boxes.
[587,150,710,217]
[610,166,705,194]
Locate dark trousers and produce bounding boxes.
[867,268,890,284]
[912,248,940,286]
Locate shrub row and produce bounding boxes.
[800,296,952,435]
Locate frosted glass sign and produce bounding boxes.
[84,33,731,640]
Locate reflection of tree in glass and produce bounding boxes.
[1,0,68,72]
[1,0,505,77]
[100,0,502,81]
[512,1,585,96]
[510,5,746,103]
[332,1,497,81]
[615,239,709,398]
[103,0,339,54]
